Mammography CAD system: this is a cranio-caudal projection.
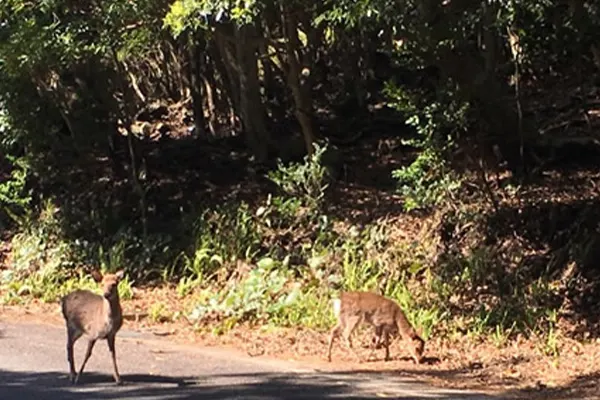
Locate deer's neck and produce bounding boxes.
[104,293,122,320]
[394,306,419,339]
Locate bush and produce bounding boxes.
[188,257,314,330]
[268,142,331,212]
[173,202,262,282]
[0,155,31,227]
[386,82,465,211]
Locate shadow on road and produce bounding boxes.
[341,367,600,400]
[501,371,600,400]
[0,369,492,400]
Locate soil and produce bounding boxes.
[2,288,599,400]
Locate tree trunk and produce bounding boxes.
[233,24,270,162]
[187,31,207,138]
[216,30,241,119]
[209,37,238,133]
[281,4,316,156]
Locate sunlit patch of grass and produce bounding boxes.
[148,302,174,323]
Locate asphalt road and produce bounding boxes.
[0,320,495,400]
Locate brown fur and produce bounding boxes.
[326,291,425,364]
[60,270,125,385]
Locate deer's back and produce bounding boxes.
[340,291,416,335]
[340,292,397,322]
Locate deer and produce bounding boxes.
[326,291,425,364]
[60,269,125,385]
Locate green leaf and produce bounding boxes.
[256,257,276,270]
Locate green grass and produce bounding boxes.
[0,161,564,352]
[1,269,134,305]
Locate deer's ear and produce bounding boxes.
[90,270,103,282]
[114,270,125,281]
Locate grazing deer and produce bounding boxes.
[60,270,125,385]
[326,291,425,364]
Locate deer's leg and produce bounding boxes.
[66,327,82,383]
[326,323,342,362]
[366,325,384,361]
[74,339,96,385]
[107,334,122,385]
[382,327,392,361]
[373,325,384,348]
[341,315,363,362]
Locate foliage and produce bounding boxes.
[164,0,261,37]
[176,202,262,281]
[387,83,465,211]
[268,142,331,212]
[0,191,569,350]
[188,257,317,332]
[7,201,76,280]
[1,199,135,303]
[0,155,31,226]
[148,302,175,323]
[1,269,133,305]
[0,109,31,227]
[255,195,304,229]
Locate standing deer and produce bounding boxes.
[326,291,425,364]
[60,270,125,385]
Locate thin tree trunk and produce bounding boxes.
[231,23,270,162]
[216,31,241,116]
[187,31,207,138]
[281,4,316,155]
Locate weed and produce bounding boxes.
[180,247,224,281]
[0,154,31,227]
[148,302,173,323]
[0,184,572,356]
[0,266,133,305]
[176,275,201,297]
[180,203,261,280]
[467,305,493,341]
[187,257,320,332]
[340,235,382,291]
[92,230,174,279]
[536,309,560,358]
[543,328,560,359]
[491,322,516,348]
[117,274,134,300]
[270,286,334,330]
[386,82,466,211]
[8,201,72,278]
[256,195,304,229]
[268,142,330,211]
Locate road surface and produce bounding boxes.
[0,320,494,400]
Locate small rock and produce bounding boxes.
[469,361,484,370]
[535,381,547,390]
